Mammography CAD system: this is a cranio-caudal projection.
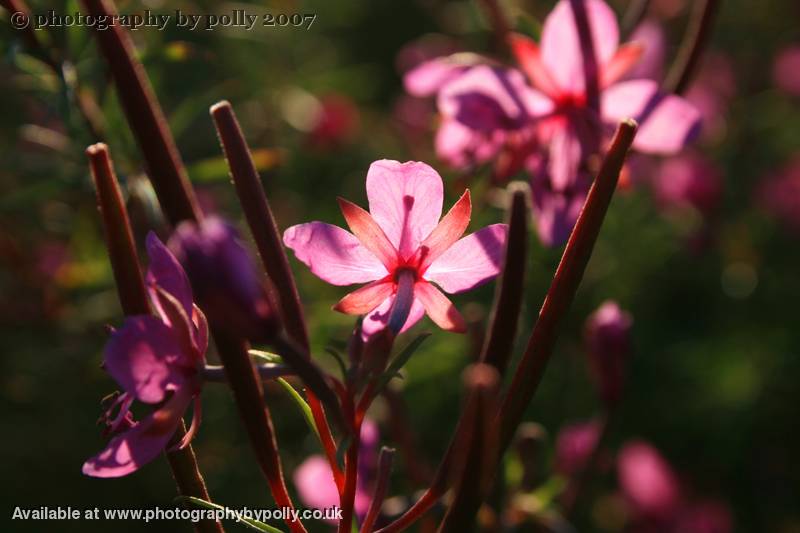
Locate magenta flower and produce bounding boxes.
[653,153,722,216]
[83,233,208,478]
[506,0,700,188]
[168,216,278,342]
[284,160,507,337]
[617,440,682,519]
[584,300,633,406]
[554,419,601,475]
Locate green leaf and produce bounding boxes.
[177,496,285,532]
[276,378,319,439]
[373,333,430,395]
[324,346,349,380]
[248,349,283,364]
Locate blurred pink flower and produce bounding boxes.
[284,160,507,338]
[294,420,379,523]
[617,440,682,519]
[672,500,733,533]
[772,45,800,96]
[555,419,601,475]
[624,20,666,82]
[584,300,633,406]
[654,153,723,216]
[308,94,360,149]
[83,233,207,478]
[757,156,800,233]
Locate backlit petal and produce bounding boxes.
[145,232,193,321]
[424,224,508,293]
[414,281,467,333]
[334,280,394,315]
[509,33,561,98]
[104,315,185,404]
[540,0,620,94]
[416,190,472,270]
[283,222,388,285]
[601,42,644,87]
[365,160,444,258]
[338,198,399,269]
[361,295,425,339]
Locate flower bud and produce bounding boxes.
[584,300,632,406]
[168,216,279,342]
[617,440,682,519]
[554,419,601,476]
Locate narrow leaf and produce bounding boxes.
[178,496,284,533]
[276,378,319,439]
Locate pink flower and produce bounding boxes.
[624,20,666,82]
[284,160,507,338]
[773,45,800,96]
[584,300,633,406]
[293,420,380,523]
[83,233,207,478]
[507,0,700,187]
[617,440,682,519]
[555,419,602,475]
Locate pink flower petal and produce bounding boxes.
[293,456,340,522]
[423,224,508,293]
[540,0,620,94]
[283,222,388,286]
[600,42,644,87]
[416,190,471,270]
[602,79,701,154]
[548,122,585,191]
[624,20,666,81]
[361,295,425,339]
[334,279,394,315]
[365,160,444,259]
[83,385,193,478]
[435,118,506,169]
[145,232,194,322]
[508,33,561,98]
[617,440,682,518]
[338,198,400,269]
[104,316,186,404]
[404,57,469,97]
[414,281,466,332]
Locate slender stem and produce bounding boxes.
[212,330,307,533]
[438,365,500,533]
[383,389,432,487]
[361,447,396,533]
[663,0,721,95]
[570,0,600,114]
[480,183,530,377]
[495,120,637,457]
[387,271,415,335]
[86,143,223,533]
[208,101,341,483]
[339,402,362,533]
[478,0,512,55]
[621,0,651,38]
[80,0,201,225]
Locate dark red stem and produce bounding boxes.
[480,182,530,376]
[80,0,201,226]
[621,0,651,38]
[664,0,721,95]
[570,0,600,115]
[495,120,637,456]
[338,400,362,533]
[86,143,223,533]
[361,447,396,533]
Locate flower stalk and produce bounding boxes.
[361,447,396,533]
[664,0,721,95]
[86,143,223,533]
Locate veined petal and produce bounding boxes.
[338,198,399,269]
[414,281,467,332]
[416,190,472,270]
[508,33,561,98]
[361,295,425,339]
[104,316,186,404]
[540,0,620,94]
[283,222,389,285]
[424,224,508,293]
[602,80,701,154]
[334,279,394,315]
[145,232,193,321]
[549,122,585,191]
[82,385,193,478]
[601,42,644,87]
[365,160,444,259]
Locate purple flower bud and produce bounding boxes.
[584,300,633,406]
[617,440,682,519]
[554,419,601,476]
[168,216,279,342]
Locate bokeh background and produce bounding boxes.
[1,0,799,531]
